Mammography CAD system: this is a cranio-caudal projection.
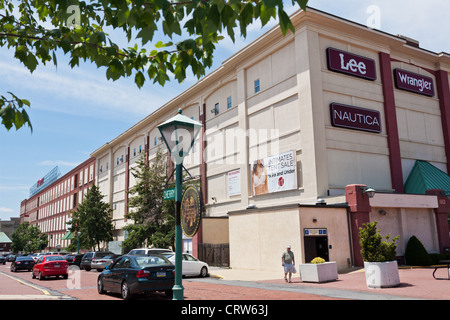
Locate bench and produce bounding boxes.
[432,260,450,280]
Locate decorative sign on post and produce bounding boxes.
[330,103,381,133]
[326,47,377,81]
[181,186,202,237]
[393,69,434,97]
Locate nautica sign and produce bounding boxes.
[330,103,381,133]
[394,69,434,97]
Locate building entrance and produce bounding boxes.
[303,228,329,263]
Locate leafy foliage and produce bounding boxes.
[11,222,48,252]
[359,221,398,262]
[0,0,309,131]
[68,184,113,251]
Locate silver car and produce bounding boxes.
[91,254,121,272]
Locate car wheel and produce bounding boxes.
[38,271,44,280]
[200,266,208,277]
[121,281,132,300]
[63,274,68,279]
[85,267,91,271]
[97,277,106,294]
[31,271,36,279]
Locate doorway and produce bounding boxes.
[303,228,329,263]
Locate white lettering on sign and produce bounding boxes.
[333,109,380,127]
[339,53,367,75]
[397,71,432,92]
[394,69,434,97]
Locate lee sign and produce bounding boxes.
[330,103,381,133]
[327,48,377,81]
[394,69,434,97]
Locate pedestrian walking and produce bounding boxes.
[281,245,295,283]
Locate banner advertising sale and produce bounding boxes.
[251,150,297,196]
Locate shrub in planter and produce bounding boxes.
[359,221,398,262]
[359,221,400,288]
[405,235,433,266]
[299,257,338,283]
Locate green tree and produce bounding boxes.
[69,184,113,251]
[11,222,48,253]
[0,0,309,131]
[124,149,175,250]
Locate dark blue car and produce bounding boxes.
[97,254,175,300]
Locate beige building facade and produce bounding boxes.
[91,8,450,272]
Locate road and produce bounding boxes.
[0,261,342,301]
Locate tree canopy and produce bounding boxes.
[0,0,308,131]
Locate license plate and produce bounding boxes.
[156,272,166,277]
[54,264,60,268]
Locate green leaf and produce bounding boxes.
[135,71,145,89]
[137,26,156,45]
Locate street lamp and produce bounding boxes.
[157,108,202,300]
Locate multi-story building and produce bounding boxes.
[15,7,447,271]
[20,158,96,251]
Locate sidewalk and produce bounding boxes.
[185,266,450,300]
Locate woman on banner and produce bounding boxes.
[251,159,268,195]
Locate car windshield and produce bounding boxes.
[130,249,145,255]
[96,252,111,258]
[17,256,33,261]
[135,256,170,267]
[45,256,65,262]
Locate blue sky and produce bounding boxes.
[1,0,449,221]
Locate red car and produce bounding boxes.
[32,255,68,280]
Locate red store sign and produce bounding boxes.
[330,103,381,133]
[327,48,377,81]
[393,69,434,97]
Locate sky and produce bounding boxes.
[0,0,449,221]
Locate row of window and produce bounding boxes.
[211,80,260,116]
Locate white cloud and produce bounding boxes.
[0,207,14,213]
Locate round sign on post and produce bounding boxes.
[181,186,202,237]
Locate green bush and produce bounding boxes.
[359,221,398,262]
[405,235,433,266]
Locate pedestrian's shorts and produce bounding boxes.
[284,263,294,273]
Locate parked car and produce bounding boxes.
[10,256,35,272]
[165,253,209,277]
[91,254,121,272]
[64,253,84,267]
[0,255,5,265]
[80,251,114,271]
[32,255,68,280]
[128,248,172,255]
[6,254,16,262]
[97,254,174,300]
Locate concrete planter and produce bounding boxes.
[299,262,338,283]
[364,261,400,288]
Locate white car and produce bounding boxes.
[166,253,209,277]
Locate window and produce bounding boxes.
[214,103,219,115]
[227,96,232,109]
[116,158,119,165]
[254,79,260,93]
[133,148,136,156]
[139,145,142,153]
[154,137,158,146]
